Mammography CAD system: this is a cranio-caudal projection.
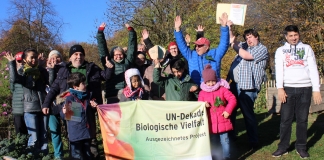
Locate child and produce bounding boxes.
[118,68,149,102]
[153,58,198,101]
[198,64,237,160]
[4,49,50,154]
[60,72,97,160]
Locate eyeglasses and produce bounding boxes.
[196,45,205,48]
[169,47,177,50]
[114,54,123,57]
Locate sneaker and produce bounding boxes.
[296,149,309,159]
[272,149,288,157]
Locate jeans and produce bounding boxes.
[24,112,49,153]
[70,139,93,160]
[230,82,259,143]
[210,132,230,159]
[278,87,312,150]
[13,114,28,135]
[49,114,64,158]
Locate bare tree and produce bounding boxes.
[1,0,64,53]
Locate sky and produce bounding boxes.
[0,0,109,43]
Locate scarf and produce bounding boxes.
[69,88,88,100]
[123,87,144,100]
[23,64,40,80]
[200,79,230,92]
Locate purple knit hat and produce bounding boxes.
[202,64,217,82]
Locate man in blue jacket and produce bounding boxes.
[174,13,230,85]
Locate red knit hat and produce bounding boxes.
[202,64,217,82]
[168,41,178,51]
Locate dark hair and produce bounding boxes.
[243,29,260,41]
[284,25,299,35]
[130,75,140,81]
[22,48,38,59]
[67,72,86,88]
[170,58,185,71]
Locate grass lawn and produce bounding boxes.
[232,108,324,160]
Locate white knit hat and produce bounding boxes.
[48,50,62,59]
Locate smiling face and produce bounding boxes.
[70,52,85,68]
[205,80,216,86]
[169,45,178,57]
[50,54,62,64]
[172,68,184,79]
[24,51,38,67]
[103,111,121,144]
[195,45,209,55]
[285,31,300,45]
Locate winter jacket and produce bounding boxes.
[58,91,96,142]
[117,68,149,102]
[8,60,51,112]
[198,86,236,133]
[174,27,229,85]
[153,68,198,101]
[97,27,137,98]
[10,82,24,115]
[275,41,320,91]
[143,65,165,99]
[42,61,112,115]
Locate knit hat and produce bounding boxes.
[202,64,217,82]
[69,45,85,57]
[48,50,62,59]
[195,37,210,46]
[168,42,178,51]
[15,52,23,61]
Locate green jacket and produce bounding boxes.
[153,68,197,101]
[96,27,137,97]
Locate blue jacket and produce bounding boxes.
[63,95,95,142]
[174,27,229,85]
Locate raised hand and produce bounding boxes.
[38,53,46,66]
[105,56,114,68]
[125,23,130,28]
[4,52,15,61]
[46,57,57,68]
[219,12,229,27]
[153,59,161,68]
[142,29,149,39]
[100,22,106,28]
[174,16,182,31]
[185,34,191,44]
[195,25,205,32]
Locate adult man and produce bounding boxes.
[227,29,268,148]
[272,25,322,158]
[174,13,230,85]
[42,44,112,160]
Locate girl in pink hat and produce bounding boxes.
[198,64,237,160]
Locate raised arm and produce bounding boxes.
[125,24,137,64]
[142,29,155,50]
[174,15,191,60]
[212,13,230,60]
[96,22,110,67]
[152,60,167,87]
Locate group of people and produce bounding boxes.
[4,12,322,160]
